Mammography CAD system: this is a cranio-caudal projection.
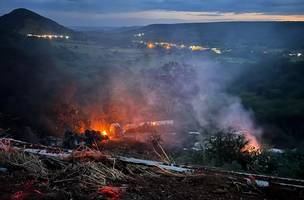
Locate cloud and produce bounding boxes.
[1,0,304,14]
[43,10,304,26]
[1,0,304,26]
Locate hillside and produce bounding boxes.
[128,22,304,48]
[0,8,304,149]
[0,8,74,36]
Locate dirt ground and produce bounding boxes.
[1,167,303,200]
[0,138,303,200]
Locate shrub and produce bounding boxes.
[203,128,253,169]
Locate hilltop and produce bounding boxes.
[128,22,304,48]
[0,8,74,36]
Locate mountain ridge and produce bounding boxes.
[0,8,74,35]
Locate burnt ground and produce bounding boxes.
[1,167,303,200]
[125,171,304,200]
[0,138,303,200]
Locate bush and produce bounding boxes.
[204,128,253,169]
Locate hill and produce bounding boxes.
[0,8,74,36]
[128,22,304,48]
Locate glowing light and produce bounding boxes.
[189,45,207,51]
[147,42,155,49]
[179,44,186,49]
[26,33,70,40]
[163,43,171,50]
[211,48,222,54]
[238,131,261,153]
[102,130,107,136]
[134,32,145,37]
[134,40,221,53]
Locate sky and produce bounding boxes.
[0,0,304,26]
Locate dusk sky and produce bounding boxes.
[1,0,304,26]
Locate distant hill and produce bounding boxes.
[0,8,74,36]
[128,22,304,48]
[71,26,141,32]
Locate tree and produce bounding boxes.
[204,128,252,169]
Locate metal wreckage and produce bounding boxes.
[0,120,304,199]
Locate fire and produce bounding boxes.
[90,120,107,133]
[241,132,261,153]
[163,43,171,50]
[75,118,123,141]
[78,126,85,134]
[102,130,108,136]
[77,119,110,136]
[147,42,155,49]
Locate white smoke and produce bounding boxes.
[187,59,262,145]
[216,100,262,136]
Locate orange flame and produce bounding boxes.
[241,132,261,153]
[77,119,108,134]
[147,42,155,49]
[163,43,171,50]
[102,130,108,136]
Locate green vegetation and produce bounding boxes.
[230,57,304,148]
[1,8,304,169]
[174,129,304,179]
[203,129,252,169]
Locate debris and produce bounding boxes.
[0,138,304,200]
[255,180,269,187]
[246,176,269,187]
[119,156,191,173]
[0,151,48,177]
[63,130,109,149]
[11,191,25,200]
[98,186,124,200]
[151,134,173,164]
[213,188,227,194]
[0,167,7,173]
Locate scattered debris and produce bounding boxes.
[255,180,269,187]
[119,156,191,173]
[0,167,7,173]
[0,137,304,200]
[246,177,269,187]
[98,186,124,200]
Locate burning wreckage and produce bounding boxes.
[61,120,174,149]
[0,120,304,200]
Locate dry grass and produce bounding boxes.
[51,161,129,190]
[0,151,48,177]
[0,149,130,192]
